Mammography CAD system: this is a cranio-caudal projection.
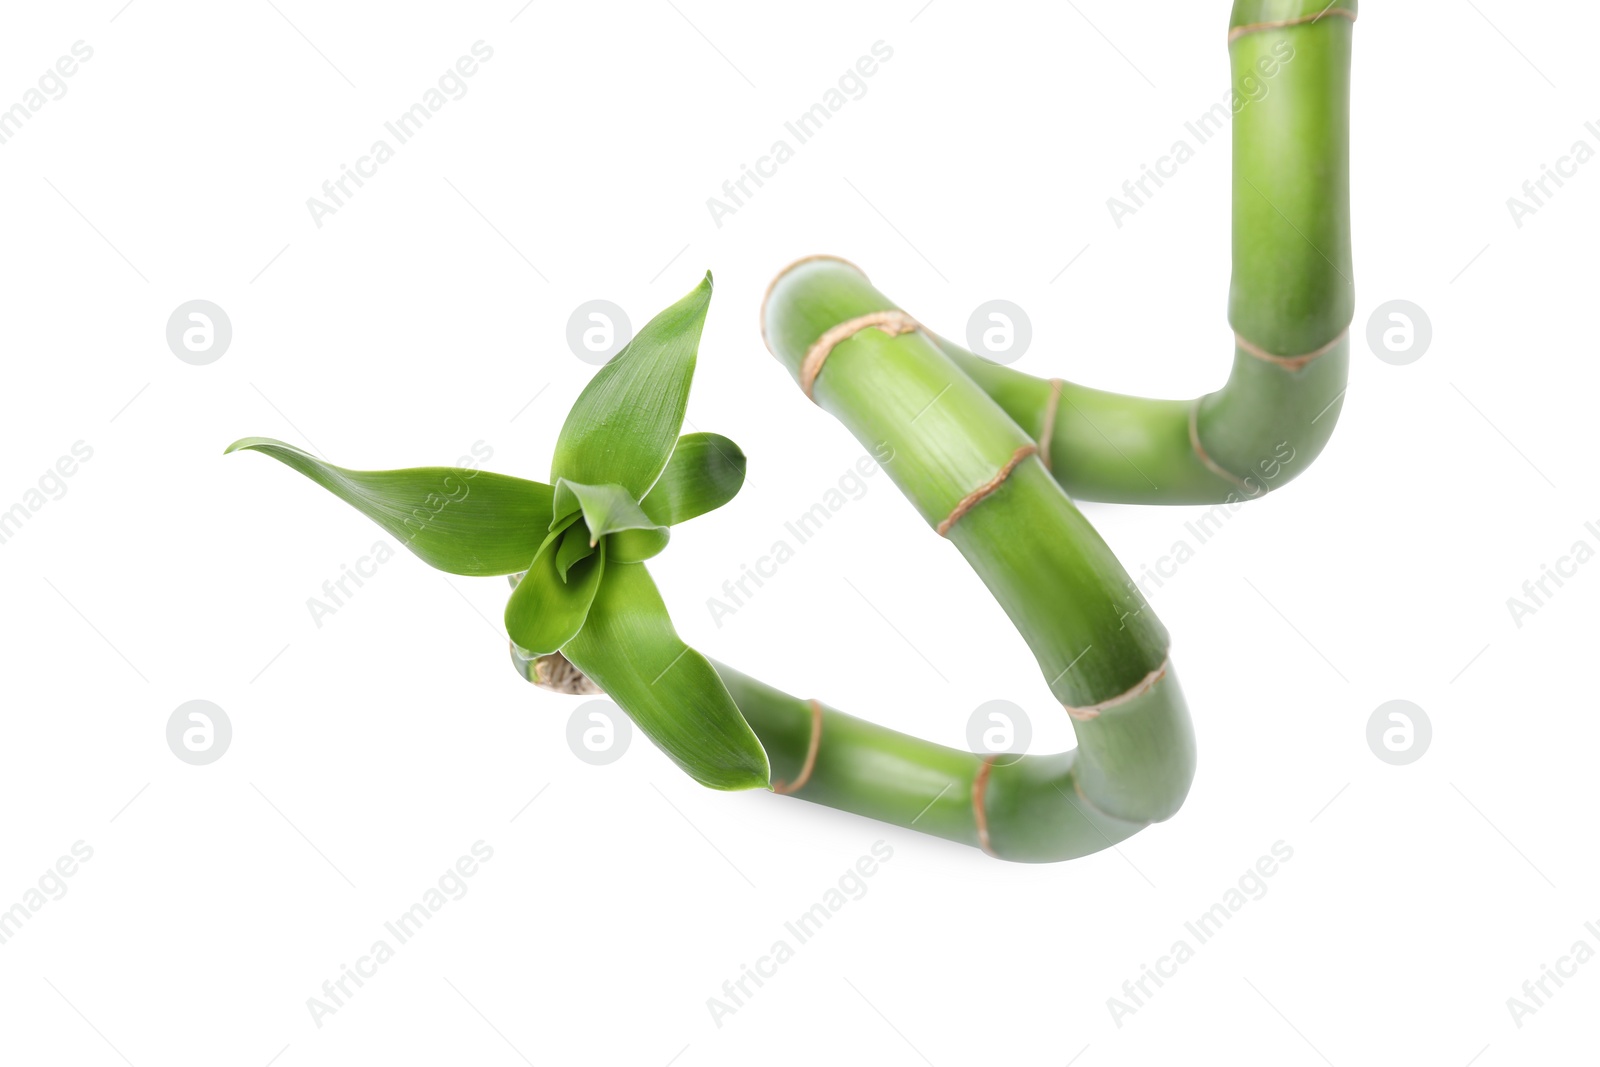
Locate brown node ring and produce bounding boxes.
[1228,8,1356,43]
[1037,378,1063,472]
[772,699,823,795]
[972,755,998,857]
[936,444,1038,537]
[799,311,921,399]
[1187,399,1254,492]
[1234,326,1349,372]
[1064,659,1169,722]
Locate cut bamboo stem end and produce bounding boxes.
[1064,659,1169,722]
[772,699,823,795]
[1235,325,1350,372]
[1228,7,1355,42]
[759,253,866,354]
[936,444,1038,537]
[799,311,921,399]
[972,755,998,857]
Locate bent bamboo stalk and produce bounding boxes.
[716,0,1355,860]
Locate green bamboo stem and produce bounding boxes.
[938,0,1356,505]
[703,0,1355,860]
[750,263,1194,861]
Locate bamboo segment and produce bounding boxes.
[758,259,1195,856]
[715,664,1157,863]
[726,0,1354,859]
[924,4,1355,505]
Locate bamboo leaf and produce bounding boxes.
[607,526,670,563]
[553,480,668,544]
[562,561,769,791]
[550,273,711,499]
[504,533,605,655]
[640,433,746,527]
[554,522,596,579]
[225,437,551,576]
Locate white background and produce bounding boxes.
[1,1,1596,1064]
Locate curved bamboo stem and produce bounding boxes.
[711,0,1354,860]
[938,0,1356,505]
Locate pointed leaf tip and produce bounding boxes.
[224,437,555,576]
[550,278,713,499]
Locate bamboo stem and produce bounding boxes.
[754,258,1194,859]
[709,0,1355,860]
[931,2,1355,505]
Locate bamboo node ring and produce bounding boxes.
[972,755,998,856]
[799,311,921,399]
[1234,326,1349,372]
[1038,378,1064,471]
[1228,8,1355,43]
[936,444,1038,537]
[1187,399,1254,492]
[772,699,824,795]
[1064,660,1169,721]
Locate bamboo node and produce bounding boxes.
[1038,378,1064,471]
[1228,8,1355,43]
[759,254,867,356]
[1187,399,1254,492]
[1234,326,1349,372]
[1064,659,1169,721]
[936,444,1038,537]
[772,699,824,795]
[799,310,921,398]
[972,755,999,857]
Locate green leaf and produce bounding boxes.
[641,433,747,527]
[562,562,769,791]
[504,533,605,655]
[554,522,596,580]
[553,480,668,544]
[607,526,670,563]
[225,437,551,577]
[550,273,711,499]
